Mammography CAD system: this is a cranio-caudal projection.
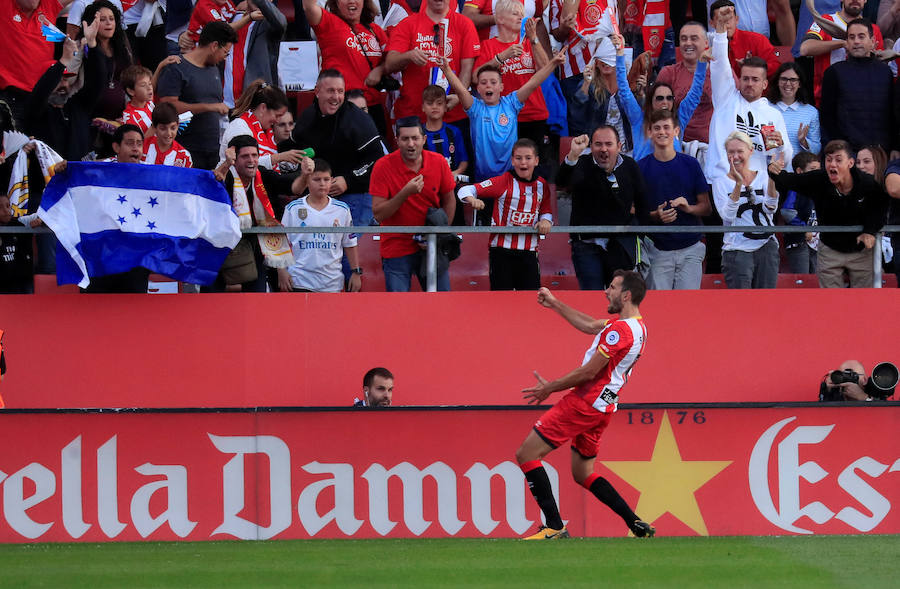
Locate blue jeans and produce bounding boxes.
[336,192,373,280]
[382,251,450,292]
[571,239,633,290]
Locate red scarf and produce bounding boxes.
[240,111,277,157]
[250,169,277,224]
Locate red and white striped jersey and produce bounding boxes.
[223,18,255,109]
[143,137,193,168]
[549,0,610,79]
[458,172,552,251]
[573,316,647,413]
[122,100,154,134]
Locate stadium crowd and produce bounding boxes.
[1,0,899,293]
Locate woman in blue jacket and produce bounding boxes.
[612,33,708,161]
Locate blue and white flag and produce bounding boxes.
[38,162,241,287]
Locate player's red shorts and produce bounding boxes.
[533,392,612,458]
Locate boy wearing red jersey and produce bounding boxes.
[142,102,193,167]
[457,138,552,290]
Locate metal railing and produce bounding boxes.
[3,224,898,291]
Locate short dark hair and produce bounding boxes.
[228,134,258,153]
[151,102,179,126]
[476,63,503,79]
[312,158,332,174]
[422,84,447,103]
[792,151,819,171]
[113,123,143,144]
[345,89,366,102]
[709,0,735,20]
[591,125,621,143]
[824,139,853,159]
[363,367,394,388]
[740,56,769,76]
[613,270,647,305]
[198,20,238,47]
[846,17,874,37]
[120,64,151,92]
[317,69,344,83]
[396,116,424,135]
[512,138,539,156]
[648,108,678,127]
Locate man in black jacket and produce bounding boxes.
[768,139,889,288]
[286,69,383,229]
[820,18,897,156]
[27,33,106,161]
[557,126,647,290]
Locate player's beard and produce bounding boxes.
[607,296,622,314]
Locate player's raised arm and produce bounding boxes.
[536,287,608,334]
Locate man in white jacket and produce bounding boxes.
[705,3,792,181]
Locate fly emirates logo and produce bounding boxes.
[0,435,559,541]
[749,417,900,534]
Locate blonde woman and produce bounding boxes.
[711,131,780,289]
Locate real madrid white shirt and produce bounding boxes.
[281,196,357,292]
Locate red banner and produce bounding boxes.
[2,290,899,408]
[1,407,898,543]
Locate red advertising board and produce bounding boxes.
[1,290,899,409]
[1,407,898,543]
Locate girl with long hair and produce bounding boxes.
[221,79,308,172]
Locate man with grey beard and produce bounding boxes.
[25,26,107,161]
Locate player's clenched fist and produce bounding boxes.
[536,287,558,308]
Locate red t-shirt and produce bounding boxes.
[187,0,237,42]
[370,150,455,258]
[0,0,62,92]
[463,0,545,41]
[727,28,780,81]
[475,37,548,122]
[314,10,388,107]
[386,9,480,123]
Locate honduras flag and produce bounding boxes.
[38,162,242,288]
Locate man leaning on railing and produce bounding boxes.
[768,139,889,288]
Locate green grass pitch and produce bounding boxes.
[1,535,898,588]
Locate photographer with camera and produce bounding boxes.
[820,359,900,402]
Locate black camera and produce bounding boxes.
[820,362,898,401]
[866,362,899,399]
[376,76,401,92]
[830,369,861,385]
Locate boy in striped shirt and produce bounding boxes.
[457,138,552,290]
[142,103,193,168]
[121,65,155,134]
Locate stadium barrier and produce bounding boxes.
[0,405,897,542]
[2,289,899,408]
[3,224,898,290]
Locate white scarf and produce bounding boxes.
[8,140,63,218]
[229,167,293,269]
